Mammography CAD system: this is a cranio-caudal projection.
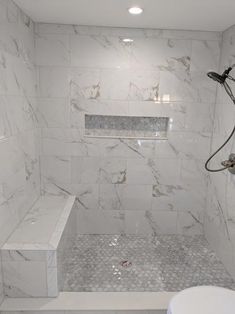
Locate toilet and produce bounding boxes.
[168,286,235,314]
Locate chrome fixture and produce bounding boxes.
[221,154,235,174]
[205,64,235,173]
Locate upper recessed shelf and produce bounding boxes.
[84,114,169,139]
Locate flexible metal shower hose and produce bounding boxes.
[205,124,235,172]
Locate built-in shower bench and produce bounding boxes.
[1,195,76,298]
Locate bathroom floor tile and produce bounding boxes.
[62,235,235,292]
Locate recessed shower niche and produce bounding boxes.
[84,114,169,139]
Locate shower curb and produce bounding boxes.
[0,292,176,313]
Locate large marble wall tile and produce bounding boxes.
[184,102,214,132]
[206,182,227,229]
[126,158,158,185]
[35,34,70,66]
[128,69,160,101]
[100,68,131,100]
[213,98,235,137]
[151,181,206,214]
[37,98,70,128]
[2,261,47,297]
[125,210,155,234]
[180,158,208,185]
[168,132,211,159]
[70,35,131,68]
[159,70,217,103]
[41,128,72,156]
[151,158,181,184]
[125,210,177,234]
[0,95,37,138]
[99,158,127,184]
[191,40,221,72]
[70,68,101,100]
[0,176,21,247]
[99,184,125,211]
[41,179,72,197]
[1,138,39,222]
[121,185,152,211]
[71,184,99,210]
[0,137,24,184]
[0,22,34,65]
[0,53,36,96]
[131,38,191,69]
[72,156,129,185]
[70,99,129,129]
[38,66,70,97]
[98,138,156,159]
[70,129,101,157]
[41,155,71,185]
[95,183,154,212]
[77,209,125,234]
[71,157,100,184]
[177,211,203,235]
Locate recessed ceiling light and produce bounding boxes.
[128,7,143,15]
[122,38,134,43]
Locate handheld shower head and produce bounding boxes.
[207,66,235,104]
[207,66,233,84]
[207,72,226,84]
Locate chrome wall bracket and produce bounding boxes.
[221,153,235,174]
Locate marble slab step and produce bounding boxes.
[1,195,76,298]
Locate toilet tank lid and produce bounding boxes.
[168,286,235,314]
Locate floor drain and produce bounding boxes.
[120,260,132,268]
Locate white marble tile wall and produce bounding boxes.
[35,23,221,236]
[0,0,40,303]
[205,25,235,280]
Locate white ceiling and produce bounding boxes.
[14,0,235,32]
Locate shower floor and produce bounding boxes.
[62,234,235,292]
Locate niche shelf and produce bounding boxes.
[84,114,169,139]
